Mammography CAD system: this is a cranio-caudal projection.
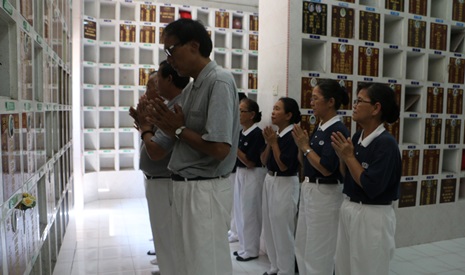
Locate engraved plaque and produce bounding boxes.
[249,34,258,51]
[359,11,380,42]
[389,83,402,107]
[398,181,417,208]
[301,77,315,109]
[248,73,258,89]
[407,19,426,48]
[430,23,448,51]
[331,43,354,74]
[446,88,463,114]
[160,6,175,23]
[448,58,465,84]
[401,149,419,176]
[453,0,465,22]
[422,149,440,175]
[426,87,444,113]
[2,114,21,201]
[83,19,97,40]
[358,46,379,76]
[159,27,164,44]
[215,11,230,28]
[440,179,456,203]
[302,2,327,35]
[339,79,353,110]
[409,0,427,16]
[300,114,320,134]
[331,6,355,39]
[386,0,404,12]
[249,15,259,31]
[424,118,442,144]
[119,24,136,42]
[341,116,352,133]
[140,4,156,22]
[139,68,155,86]
[385,120,400,142]
[420,180,437,205]
[140,26,155,44]
[445,119,461,144]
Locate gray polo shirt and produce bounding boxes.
[168,61,240,178]
[139,94,182,177]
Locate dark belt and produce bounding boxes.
[145,174,171,180]
[267,171,297,177]
[349,197,392,205]
[171,174,228,181]
[308,177,339,184]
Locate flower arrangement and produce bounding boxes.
[16,193,36,210]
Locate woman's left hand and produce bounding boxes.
[292,124,310,151]
[331,131,354,161]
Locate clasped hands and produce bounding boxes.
[129,94,184,137]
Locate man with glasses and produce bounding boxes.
[130,61,190,275]
[149,19,240,275]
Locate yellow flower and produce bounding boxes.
[22,197,35,207]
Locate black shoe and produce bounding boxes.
[236,255,259,262]
[147,250,156,256]
[233,251,239,256]
[262,272,277,275]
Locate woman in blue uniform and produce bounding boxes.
[233,98,267,261]
[331,82,401,275]
[261,97,301,275]
[292,79,350,275]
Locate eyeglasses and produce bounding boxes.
[240,110,251,113]
[164,42,182,57]
[353,98,373,105]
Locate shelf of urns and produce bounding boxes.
[0,109,73,275]
[82,0,259,93]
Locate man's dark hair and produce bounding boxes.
[159,60,190,89]
[163,19,213,58]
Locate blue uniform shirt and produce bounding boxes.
[266,125,299,176]
[236,124,265,168]
[343,126,402,204]
[304,117,349,182]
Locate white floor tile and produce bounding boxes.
[435,252,465,270]
[389,261,431,275]
[98,258,135,273]
[432,239,465,253]
[408,256,454,274]
[54,199,465,275]
[393,247,429,261]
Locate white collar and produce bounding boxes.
[357,123,386,147]
[318,115,341,131]
[278,124,294,137]
[242,123,259,136]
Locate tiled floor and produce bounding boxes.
[53,198,465,275]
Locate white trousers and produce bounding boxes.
[145,178,175,275]
[295,181,343,275]
[262,174,299,275]
[172,178,233,275]
[234,167,267,258]
[335,198,396,275]
[229,172,238,238]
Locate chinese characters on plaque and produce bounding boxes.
[401,149,419,177]
[302,2,327,35]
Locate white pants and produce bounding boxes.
[262,174,299,275]
[172,178,233,275]
[229,172,238,238]
[295,181,343,275]
[145,178,175,275]
[335,198,396,275]
[234,167,267,258]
